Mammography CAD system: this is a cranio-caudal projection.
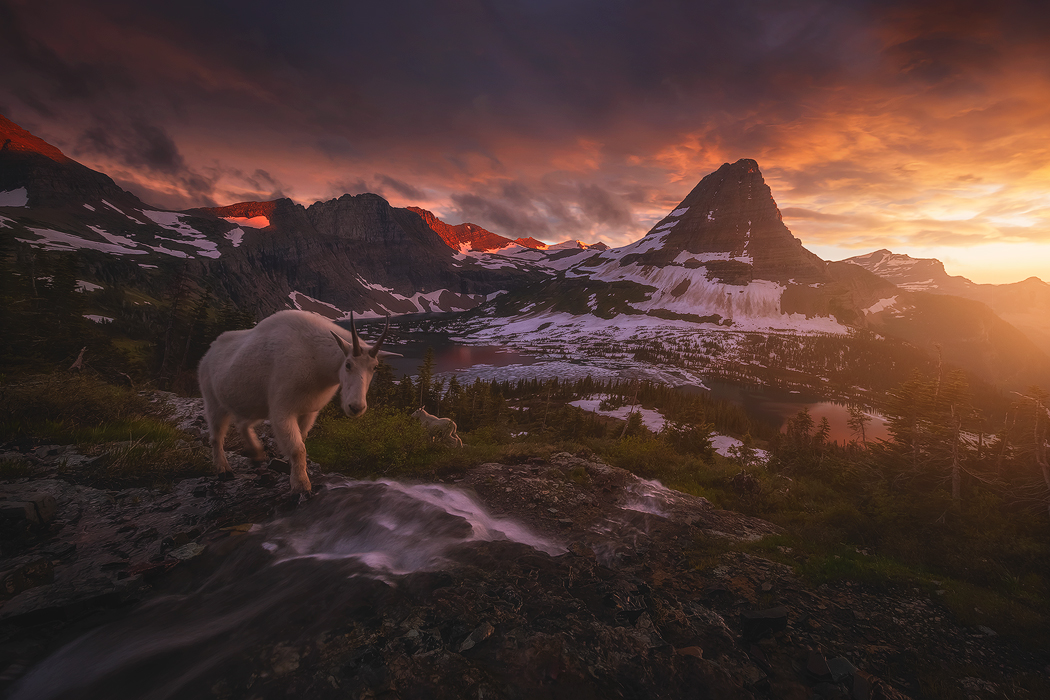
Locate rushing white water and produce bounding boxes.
[10,479,562,700]
[258,477,563,572]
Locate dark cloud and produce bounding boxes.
[448,178,639,241]
[374,174,424,201]
[326,179,372,199]
[79,120,185,174]
[1,0,1049,274]
[575,184,634,227]
[450,192,552,239]
[73,116,220,208]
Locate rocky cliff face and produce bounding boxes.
[192,195,545,317]
[407,206,522,251]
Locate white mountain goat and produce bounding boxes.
[411,407,463,448]
[198,309,395,492]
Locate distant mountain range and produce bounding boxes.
[2,114,1047,390]
[842,249,1050,357]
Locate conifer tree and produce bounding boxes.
[847,405,871,446]
[418,347,435,408]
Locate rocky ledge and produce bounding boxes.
[1,428,1046,698]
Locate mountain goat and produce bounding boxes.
[411,407,463,448]
[199,310,395,492]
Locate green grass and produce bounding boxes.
[70,434,213,489]
[0,373,211,487]
[0,373,161,441]
[0,457,34,480]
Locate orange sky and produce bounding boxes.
[2,0,1048,284]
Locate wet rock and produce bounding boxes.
[805,649,833,681]
[827,656,857,683]
[3,432,1046,699]
[740,606,789,640]
[169,542,205,561]
[271,644,300,676]
[0,557,53,597]
[851,669,876,700]
[267,459,290,474]
[458,621,494,651]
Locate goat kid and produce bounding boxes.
[199,310,396,492]
[410,407,463,448]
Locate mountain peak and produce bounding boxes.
[0,114,70,163]
[407,206,548,252]
[629,158,827,284]
[842,249,954,292]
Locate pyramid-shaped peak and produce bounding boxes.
[632,158,827,284]
[672,158,780,223]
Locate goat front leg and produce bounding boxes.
[298,411,319,439]
[272,414,311,493]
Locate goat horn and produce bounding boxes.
[349,311,363,356]
[369,315,390,358]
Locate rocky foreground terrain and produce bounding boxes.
[1,400,1047,699]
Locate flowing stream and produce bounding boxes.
[10,479,561,700]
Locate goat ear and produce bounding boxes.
[330,331,352,357]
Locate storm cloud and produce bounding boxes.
[2,0,1050,280]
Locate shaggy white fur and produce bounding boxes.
[411,407,463,448]
[199,310,393,492]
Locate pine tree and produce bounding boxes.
[418,347,435,409]
[847,405,871,446]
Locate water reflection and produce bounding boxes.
[344,322,888,443]
[337,322,538,377]
[701,380,889,443]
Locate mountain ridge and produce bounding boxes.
[2,115,1047,389]
[844,248,1050,356]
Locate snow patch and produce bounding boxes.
[0,215,14,229]
[569,398,667,432]
[83,204,95,211]
[224,228,245,247]
[864,296,899,315]
[669,207,689,217]
[102,200,147,224]
[0,188,29,207]
[18,227,148,255]
[76,280,103,293]
[710,435,770,463]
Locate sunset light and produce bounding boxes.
[1,0,1047,285]
[4,3,1050,697]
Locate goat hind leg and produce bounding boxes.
[206,409,233,474]
[236,419,266,464]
